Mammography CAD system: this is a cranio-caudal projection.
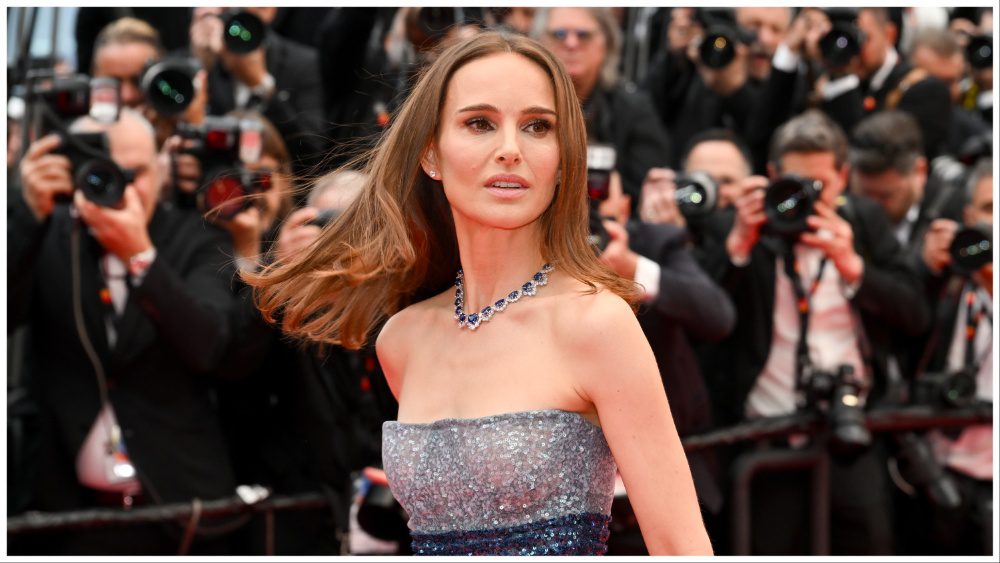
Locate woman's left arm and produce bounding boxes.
[570,293,713,556]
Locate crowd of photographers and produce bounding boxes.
[6,6,994,556]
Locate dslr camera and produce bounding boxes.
[693,8,757,69]
[818,8,865,69]
[949,225,992,275]
[965,34,993,70]
[911,369,978,409]
[52,133,132,208]
[801,363,872,457]
[141,57,199,117]
[177,115,272,219]
[586,144,617,252]
[763,174,824,237]
[674,172,719,218]
[222,9,267,54]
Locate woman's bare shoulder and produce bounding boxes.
[376,291,451,396]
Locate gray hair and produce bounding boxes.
[770,109,849,169]
[530,7,620,90]
[308,169,367,210]
[69,107,156,141]
[965,157,993,204]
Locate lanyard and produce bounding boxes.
[782,246,829,392]
[963,284,993,372]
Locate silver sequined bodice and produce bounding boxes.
[382,409,617,536]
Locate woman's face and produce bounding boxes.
[542,8,606,95]
[427,52,561,232]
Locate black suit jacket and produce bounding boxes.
[628,220,735,513]
[8,198,238,509]
[699,194,931,426]
[823,61,911,137]
[206,33,327,177]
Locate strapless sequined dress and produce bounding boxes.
[382,409,617,555]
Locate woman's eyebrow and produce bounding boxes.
[455,103,556,116]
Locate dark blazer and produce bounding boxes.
[699,194,931,426]
[584,82,673,205]
[628,220,735,513]
[8,198,237,509]
[206,33,327,176]
[823,60,911,137]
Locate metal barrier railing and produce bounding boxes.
[7,404,993,554]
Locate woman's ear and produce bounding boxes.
[421,145,441,179]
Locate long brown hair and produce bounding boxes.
[245,30,639,349]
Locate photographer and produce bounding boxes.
[906,157,992,555]
[596,170,734,546]
[703,110,929,554]
[190,7,326,177]
[533,7,671,204]
[8,109,237,554]
[642,8,760,168]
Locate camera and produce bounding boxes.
[222,10,267,54]
[141,57,199,117]
[763,175,823,237]
[177,115,272,219]
[674,172,718,218]
[966,34,993,70]
[912,369,978,409]
[52,132,131,207]
[818,9,865,69]
[802,364,872,457]
[586,144,616,252]
[949,226,993,275]
[892,431,962,509]
[693,8,757,69]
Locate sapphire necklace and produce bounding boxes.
[454,263,554,330]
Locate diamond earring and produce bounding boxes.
[428,170,437,178]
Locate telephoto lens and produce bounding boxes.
[763,175,823,237]
[673,172,718,218]
[949,226,992,275]
[699,27,738,69]
[826,365,872,458]
[141,57,199,116]
[223,10,266,54]
[818,22,863,68]
[966,35,993,70]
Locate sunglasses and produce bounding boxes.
[547,28,598,44]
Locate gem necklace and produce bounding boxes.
[454,263,554,330]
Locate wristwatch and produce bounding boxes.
[127,247,158,282]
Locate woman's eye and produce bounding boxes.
[525,119,553,135]
[465,118,494,132]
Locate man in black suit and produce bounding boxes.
[909,157,993,555]
[596,170,735,541]
[8,109,237,554]
[702,110,930,554]
[190,7,326,177]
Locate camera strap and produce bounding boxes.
[963,282,993,373]
[781,244,829,398]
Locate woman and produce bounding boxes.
[247,31,711,556]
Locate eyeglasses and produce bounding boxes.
[547,28,598,44]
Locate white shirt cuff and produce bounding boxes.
[634,255,661,303]
[772,43,800,73]
[977,90,993,109]
[236,256,260,274]
[822,74,861,101]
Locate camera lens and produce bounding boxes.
[966,35,993,70]
[819,24,861,68]
[764,176,821,236]
[699,29,737,69]
[201,173,250,219]
[675,172,718,218]
[76,159,126,207]
[142,61,196,116]
[949,227,992,274]
[223,11,266,54]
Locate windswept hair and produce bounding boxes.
[244,31,639,350]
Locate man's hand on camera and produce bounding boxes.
[190,7,224,69]
[801,201,864,285]
[725,176,768,262]
[158,136,202,195]
[275,207,323,264]
[922,218,959,275]
[599,219,638,280]
[639,167,686,227]
[219,205,266,263]
[74,186,152,262]
[19,134,73,222]
[784,8,830,61]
